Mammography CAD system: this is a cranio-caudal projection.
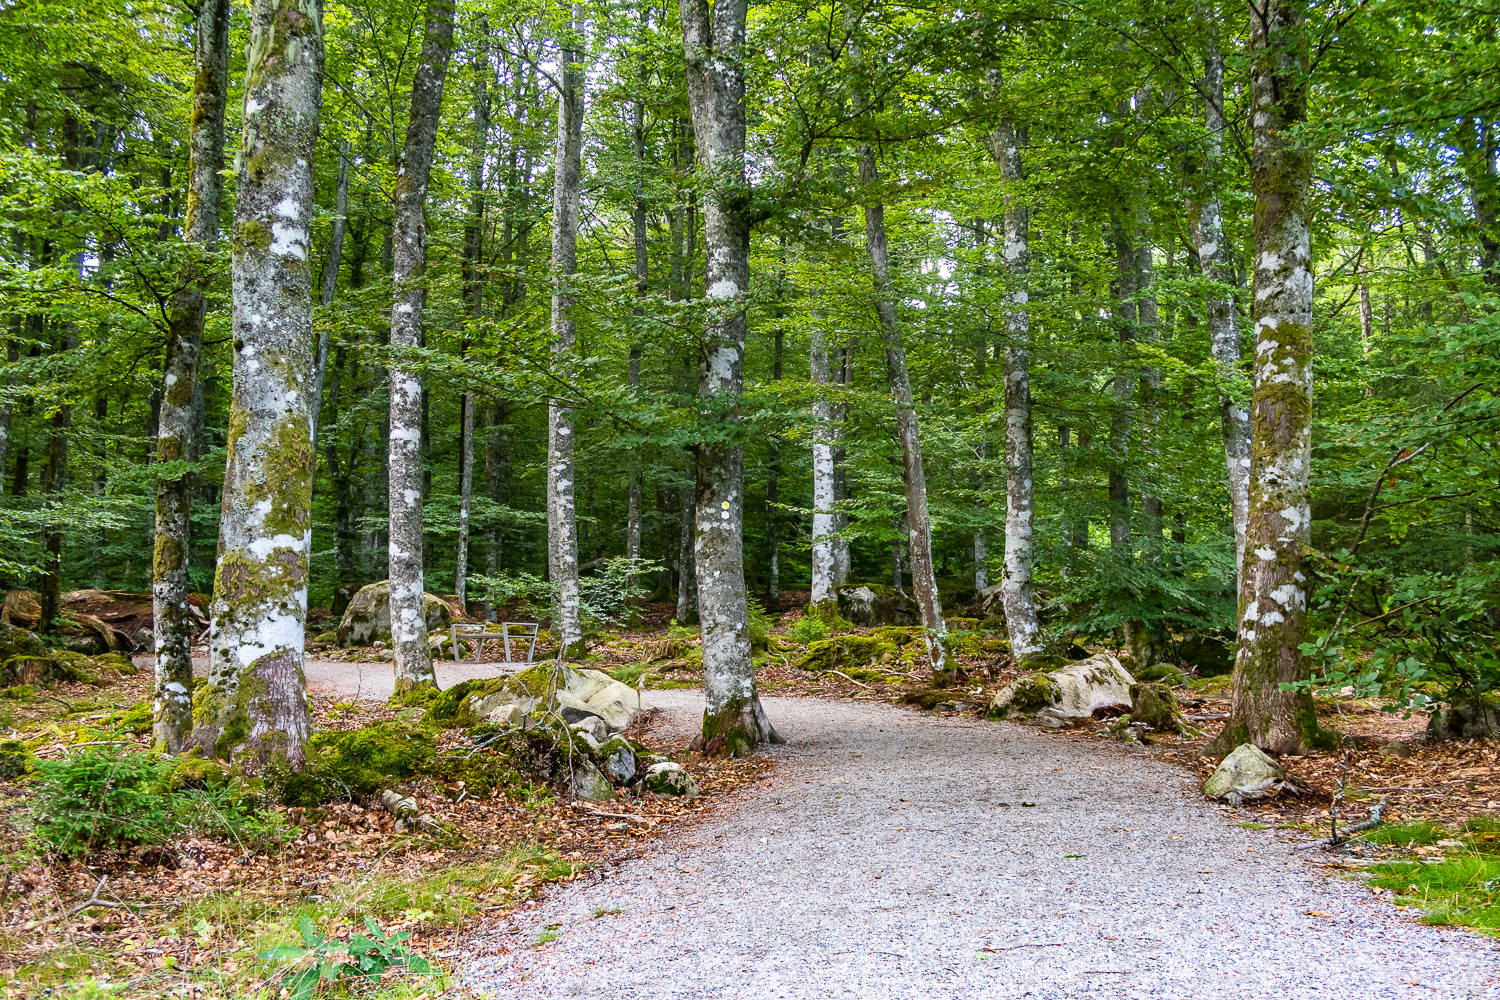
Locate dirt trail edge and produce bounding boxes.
[463,691,1499,999]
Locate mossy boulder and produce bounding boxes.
[989,653,1135,725]
[799,635,901,673]
[283,721,436,805]
[0,738,33,779]
[426,665,652,733]
[595,736,637,783]
[0,623,46,660]
[645,761,697,797]
[0,650,123,687]
[1017,654,1070,673]
[337,581,452,647]
[572,759,616,802]
[836,584,916,627]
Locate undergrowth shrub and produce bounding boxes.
[30,747,284,858]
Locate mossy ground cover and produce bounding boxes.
[0,643,774,1000]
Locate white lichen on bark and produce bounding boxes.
[153,0,229,752]
[680,0,778,751]
[388,0,454,692]
[192,0,323,769]
[548,3,585,657]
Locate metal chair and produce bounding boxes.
[448,621,540,665]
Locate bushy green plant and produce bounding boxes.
[30,747,283,857]
[789,614,831,645]
[579,557,661,629]
[666,618,698,642]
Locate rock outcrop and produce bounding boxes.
[1203,744,1306,805]
[337,581,452,647]
[988,652,1135,726]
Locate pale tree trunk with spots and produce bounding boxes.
[310,139,349,448]
[548,3,586,657]
[152,0,229,752]
[985,110,1042,661]
[1187,22,1250,579]
[809,319,837,617]
[625,5,648,586]
[852,52,954,684]
[456,23,490,608]
[388,0,454,693]
[680,0,779,753]
[1212,0,1319,756]
[191,0,323,769]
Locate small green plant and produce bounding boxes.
[1361,821,1447,847]
[533,923,561,946]
[30,746,283,858]
[260,915,435,1000]
[790,615,831,645]
[593,906,623,918]
[666,618,698,642]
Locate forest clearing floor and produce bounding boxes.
[461,690,1500,1000]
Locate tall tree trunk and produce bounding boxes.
[1213,0,1318,756]
[676,447,698,623]
[40,325,74,636]
[1188,24,1250,577]
[1136,223,1162,550]
[153,0,230,752]
[766,325,782,602]
[388,0,454,693]
[986,113,1041,660]
[311,139,349,447]
[854,133,954,685]
[456,21,490,609]
[1109,217,1136,556]
[548,2,585,657]
[680,0,778,752]
[809,319,837,615]
[625,6,649,583]
[192,0,323,770]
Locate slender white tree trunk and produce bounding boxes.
[548,3,585,656]
[388,0,454,693]
[809,322,837,615]
[1190,25,1250,575]
[625,6,648,581]
[192,0,322,769]
[987,114,1042,660]
[1214,0,1318,755]
[680,0,778,752]
[153,0,229,752]
[853,100,954,683]
[310,139,349,448]
[456,23,490,608]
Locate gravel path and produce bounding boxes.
[465,691,1500,999]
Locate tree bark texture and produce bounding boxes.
[680,0,778,752]
[809,321,836,614]
[1109,216,1137,554]
[548,4,585,656]
[387,0,454,692]
[1216,0,1319,755]
[626,6,648,576]
[192,0,323,770]
[310,139,349,448]
[456,26,489,607]
[987,115,1041,660]
[855,137,954,683]
[1190,26,1251,575]
[153,0,230,752]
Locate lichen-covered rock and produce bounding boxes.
[989,653,1134,724]
[645,761,697,797]
[571,717,609,745]
[0,624,45,660]
[596,736,637,784]
[1203,744,1306,804]
[337,581,452,647]
[798,635,901,673]
[583,680,654,730]
[572,759,617,802]
[836,584,916,627]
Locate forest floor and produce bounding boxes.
[4,595,1500,998]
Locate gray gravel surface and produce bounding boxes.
[464,691,1500,999]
